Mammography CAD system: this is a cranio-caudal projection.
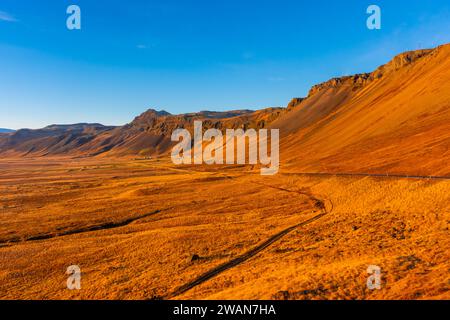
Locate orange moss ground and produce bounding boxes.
[0,158,448,299]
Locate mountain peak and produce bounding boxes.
[143,109,172,117]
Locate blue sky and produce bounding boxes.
[0,0,449,129]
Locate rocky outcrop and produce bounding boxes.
[287,98,305,110]
[308,74,372,97]
[307,49,434,98]
[373,49,432,78]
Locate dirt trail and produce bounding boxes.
[164,183,332,300]
[284,172,450,180]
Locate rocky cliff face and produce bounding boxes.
[307,74,372,97]
[306,49,434,99]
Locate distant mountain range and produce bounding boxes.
[0,43,449,176]
[0,108,283,157]
[0,128,15,133]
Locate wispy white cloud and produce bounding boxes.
[136,43,157,50]
[0,10,18,22]
[242,52,254,60]
[267,76,285,82]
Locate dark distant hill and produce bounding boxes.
[0,128,15,133]
[0,123,117,157]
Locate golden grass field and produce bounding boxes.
[0,157,448,300]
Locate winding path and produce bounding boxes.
[164,183,332,299]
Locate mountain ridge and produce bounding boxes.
[1,43,449,176]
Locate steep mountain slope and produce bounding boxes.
[272,44,450,176]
